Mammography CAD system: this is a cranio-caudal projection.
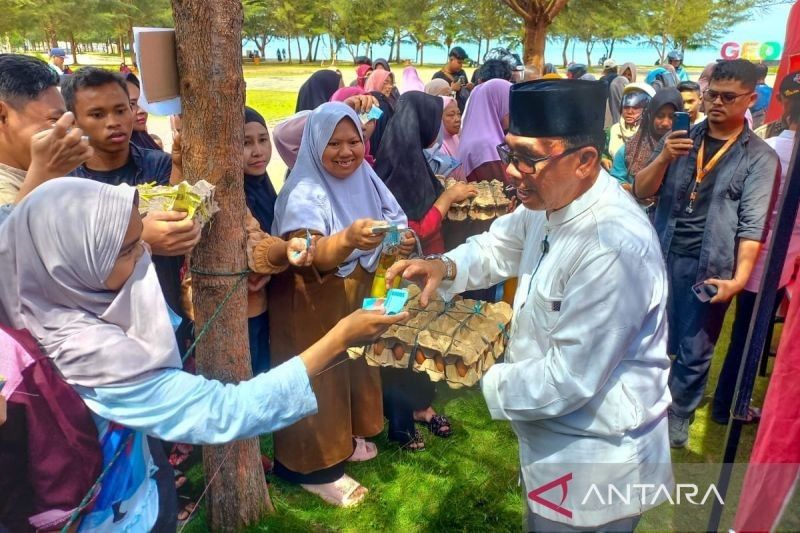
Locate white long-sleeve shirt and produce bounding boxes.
[442,170,673,526]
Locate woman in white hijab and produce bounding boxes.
[0,178,404,530]
[269,102,411,506]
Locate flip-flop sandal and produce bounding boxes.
[301,474,368,508]
[401,430,426,452]
[418,414,452,438]
[174,469,189,490]
[176,495,197,526]
[347,437,378,462]
[261,454,273,475]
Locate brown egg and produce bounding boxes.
[415,349,426,364]
[456,360,468,377]
[373,340,385,355]
[435,355,445,372]
[392,344,405,361]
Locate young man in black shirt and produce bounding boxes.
[634,59,779,449]
[432,46,474,112]
[62,68,200,329]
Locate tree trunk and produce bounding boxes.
[171,0,272,529]
[69,32,79,65]
[127,22,137,66]
[305,36,313,62]
[609,38,616,59]
[561,37,569,68]
[585,40,594,69]
[522,17,548,71]
[395,30,401,63]
[117,34,125,61]
[313,35,321,61]
[287,36,293,63]
[295,36,302,64]
[420,43,424,66]
[388,31,395,63]
[256,38,266,59]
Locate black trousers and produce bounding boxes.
[711,288,785,422]
[382,367,435,444]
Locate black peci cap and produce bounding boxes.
[509,79,608,137]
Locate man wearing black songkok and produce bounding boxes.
[386,80,674,531]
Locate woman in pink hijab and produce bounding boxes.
[364,69,396,105]
[434,95,465,181]
[273,111,310,169]
[355,64,372,89]
[400,66,425,94]
[457,78,511,182]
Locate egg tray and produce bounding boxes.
[348,285,513,388]
[444,179,511,222]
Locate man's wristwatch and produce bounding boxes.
[425,254,456,281]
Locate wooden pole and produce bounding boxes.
[171,0,272,529]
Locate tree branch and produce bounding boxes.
[503,0,532,22]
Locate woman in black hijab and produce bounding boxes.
[372,58,391,72]
[374,92,477,450]
[295,70,344,112]
[243,107,279,374]
[375,91,475,253]
[366,90,395,159]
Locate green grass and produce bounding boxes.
[245,89,298,123]
[179,304,797,532]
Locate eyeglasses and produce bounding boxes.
[496,143,586,175]
[702,89,753,105]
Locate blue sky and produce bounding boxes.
[729,2,792,41]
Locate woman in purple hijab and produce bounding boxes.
[400,66,425,94]
[457,78,511,182]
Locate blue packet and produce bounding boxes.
[362,297,385,311]
[361,288,408,315]
[384,288,409,315]
[359,106,384,124]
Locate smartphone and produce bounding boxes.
[672,111,691,133]
[0,374,6,392]
[692,281,718,303]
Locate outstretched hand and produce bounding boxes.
[385,258,446,307]
[333,308,410,348]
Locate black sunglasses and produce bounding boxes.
[703,89,753,105]
[496,143,587,174]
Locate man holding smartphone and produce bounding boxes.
[634,59,779,448]
[432,46,474,112]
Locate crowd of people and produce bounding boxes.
[0,43,798,532]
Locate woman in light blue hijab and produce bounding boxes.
[270,103,409,506]
[0,177,404,528]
